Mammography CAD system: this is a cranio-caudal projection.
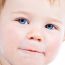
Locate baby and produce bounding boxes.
[0,0,65,65]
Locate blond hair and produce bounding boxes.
[0,0,5,10]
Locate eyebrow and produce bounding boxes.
[48,17,63,25]
[12,11,32,16]
[12,11,34,19]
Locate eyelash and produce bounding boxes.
[45,23,58,30]
[14,17,30,24]
[14,17,58,30]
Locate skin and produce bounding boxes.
[0,0,65,65]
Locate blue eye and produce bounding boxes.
[15,18,29,24]
[45,24,56,30]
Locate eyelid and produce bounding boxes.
[12,11,32,21]
[14,17,30,23]
[14,17,25,21]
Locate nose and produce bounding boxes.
[26,31,44,42]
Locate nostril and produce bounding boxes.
[30,37,34,39]
[37,39,41,42]
[29,37,42,42]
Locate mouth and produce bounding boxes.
[18,48,45,56]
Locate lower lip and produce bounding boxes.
[18,48,45,56]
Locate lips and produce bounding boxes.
[18,48,45,56]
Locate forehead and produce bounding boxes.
[5,0,60,13]
[3,0,65,10]
[5,0,61,5]
[5,0,65,11]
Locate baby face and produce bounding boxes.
[0,0,65,65]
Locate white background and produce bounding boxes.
[49,41,65,65]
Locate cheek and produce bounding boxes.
[45,33,63,64]
[0,23,28,57]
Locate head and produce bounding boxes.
[0,0,65,65]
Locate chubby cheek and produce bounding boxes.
[45,34,63,64]
[0,23,27,58]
